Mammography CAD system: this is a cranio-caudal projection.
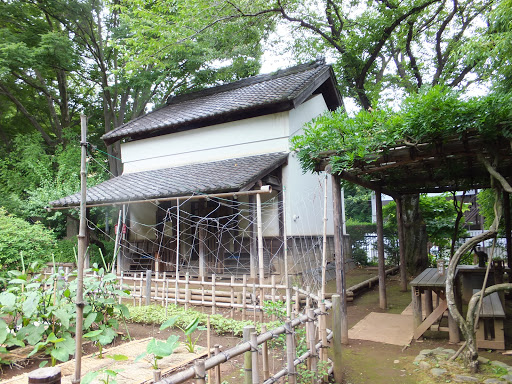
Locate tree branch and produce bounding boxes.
[478,154,512,193]
[406,21,423,89]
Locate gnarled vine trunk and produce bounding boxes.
[401,194,429,275]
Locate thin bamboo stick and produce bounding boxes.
[242,275,247,320]
[230,276,235,319]
[261,324,269,381]
[212,274,216,315]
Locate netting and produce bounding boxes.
[85,152,334,294]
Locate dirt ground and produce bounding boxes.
[4,268,512,383]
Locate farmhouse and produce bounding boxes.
[50,61,343,280]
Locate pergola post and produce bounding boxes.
[332,174,348,343]
[376,187,387,309]
[504,191,511,276]
[395,196,408,292]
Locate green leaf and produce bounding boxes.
[53,308,70,329]
[82,371,99,384]
[184,317,200,336]
[106,354,129,361]
[98,327,117,345]
[83,312,97,329]
[0,319,7,344]
[28,341,47,358]
[22,291,40,318]
[39,360,49,368]
[0,292,16,310]
[160,316,178,331]
[83,329,103,338]
[51,345,70,362]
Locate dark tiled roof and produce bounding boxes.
[49,153,288,207]
[102,61,341,145]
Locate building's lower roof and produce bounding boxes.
[50,153,288,208]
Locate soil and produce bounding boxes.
[3,268,512,384]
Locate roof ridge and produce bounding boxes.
[165,59,326,106]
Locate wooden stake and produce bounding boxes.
[185,272,190,311]
[251,332,260,384]
[72,114,87,384]
[331,294,343,383]
[242,274,247,320]
[230,275,235,319]
[243,326,255,384]
[285,320,296,384]
[261,324,270,380]
[195,359,206,384]
[212,274,216,315]
[214,345,221,384]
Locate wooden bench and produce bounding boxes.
[473,290,505,350]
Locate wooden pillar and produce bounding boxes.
[332,174,348,343]
[198,224,206,278]
[411,287,422,329]
[396,196,408,292]
[504,192,512,274]
[375,188,387,309]
[249,195,257,281]
[424,290,433,317]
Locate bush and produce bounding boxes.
[0,207,55,281]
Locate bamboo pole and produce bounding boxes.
[319,302,328,382]
[212,274,216,315]
[295,288,300,315]
[282,187,292,318]
[331,294,343,383]
[175,198,180,305]
[185,272,190,311]
[307,308,317,378]
[207,315,211,384]
[230,276,235,318]
[256,193,265,323]
[261,324,269,381]
[242,275,247,320]
[244,326,255,384]
[271,275,276,321]
[321,175,328,300]
[285,320,296,384]
[214,345,221,384]
[251,332,260,384]
[72,114,87,384]
[194,360,206,384]
[111,210,122,274]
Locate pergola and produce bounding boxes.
[313,131,512,343]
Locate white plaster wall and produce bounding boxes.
[283,94,334,236]
[121,112,289,173]
[128,203,157,241]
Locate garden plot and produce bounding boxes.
[3,338,206,384]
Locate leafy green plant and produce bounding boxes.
[160,316,205,353]
[81,355,128,384]
[136,335,180,370]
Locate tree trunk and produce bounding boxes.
[401,194,428,275]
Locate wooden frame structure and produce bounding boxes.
[313,132,512,344]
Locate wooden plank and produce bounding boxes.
[410,268,435,286]
[490,292,506,317]
[414,300,448,340]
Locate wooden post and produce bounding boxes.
[256,193,265,322]
[251,332,260,384]
[145,269,152,306]
[73,114,87,384]
[295,288,300,315]
[321,174,328,300]
[271,275,277,321]
[285,319,296,384]
[249,195,257,280]
[411,287,422,329]
[424,290,433,317]
[504,192,512,275]
[331,294,343,383]
[375,188,387,309]
[194,359,206,384]
[199,224,206,278]
[185,272,190,310]
[332,174,348,343]
[175,198,180,305]
[282,186,292,318]
[261,324,270,381]
[319,302,328,383]
[230,275,235,319]
[396,197,408,292]
[307,308,318,378]
[242,274,247,320]
[243,326,255,384]
[214,344,221,384]
[212,274,216,315]
[29,367,61,384]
